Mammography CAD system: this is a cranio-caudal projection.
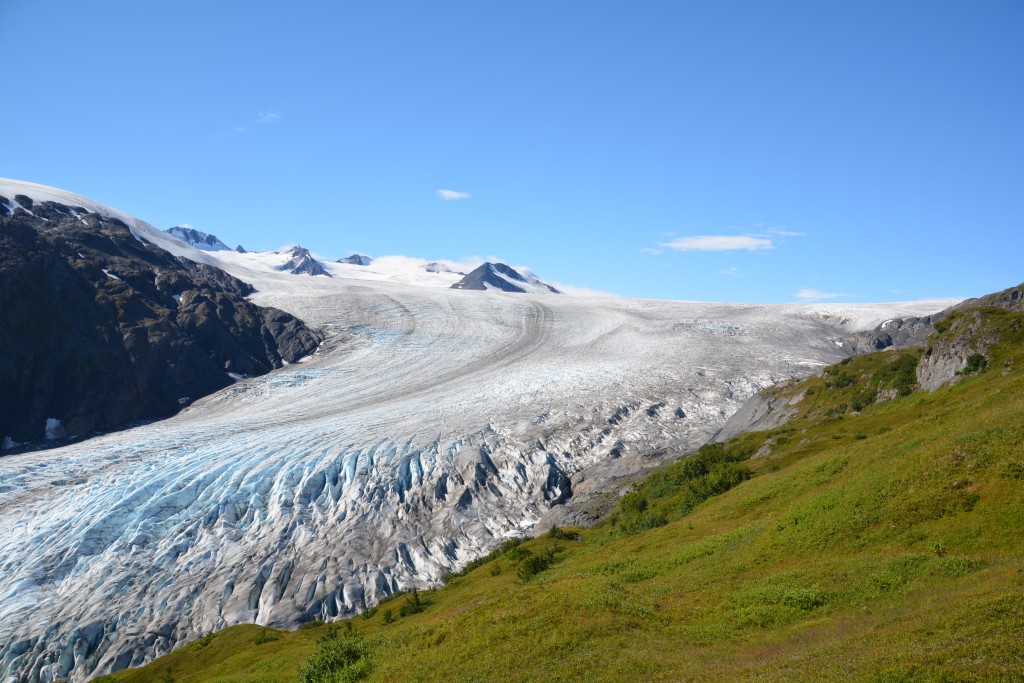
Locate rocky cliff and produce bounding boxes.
[0,194,321,447]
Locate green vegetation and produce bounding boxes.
[298,624,370,683]
[963,352,989,375]
[104,306,1024,682]
[603,440,752,536]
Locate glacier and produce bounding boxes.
[0,179,956,682]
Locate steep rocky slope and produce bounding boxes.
[0,194,321,446]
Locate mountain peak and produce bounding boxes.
[164,226,231,251]
[451,262,560,294]
[278,246,332,277]
[337,253,373,266]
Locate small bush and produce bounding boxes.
[189,633,214,651]
[398,589,425,617]
[962,353,988,375]
[824,369,855,389]
[516,547,557,581]
[300,619,326,630]
[443,536,526,584]
[255,627,278,645]
[298,629,371,683]
[381,609,394,625]
[547,525,578,541]
[851,388,877,412]
[360,606,377,620]
[504,545,532,564]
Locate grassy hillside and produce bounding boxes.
[102,306,1024,682]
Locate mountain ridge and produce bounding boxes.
[451,262,560,294]
[0,190,321,447]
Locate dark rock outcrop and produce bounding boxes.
[451,262,559,294]
[0,197,322,447]
[953,282,1024,313]
[279,246,332,277]
[838,315,940,354]
[917,282,1023,391]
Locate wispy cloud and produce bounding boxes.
[640,247,664,256]
[438,189,471,201]
[256,111,281,124]
[232,126,248,134]
[661,235,774,252]
[763,228,804,237]
[796,288,852,301]
[718,267,741,276]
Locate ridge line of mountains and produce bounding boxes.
[163,224,562,293]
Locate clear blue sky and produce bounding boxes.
[2,1,1021,302]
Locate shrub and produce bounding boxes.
[298,629,371,683]
[547,525,578,541]
[934,316,953,334]
[255,627,278,645]
[189,632,214,651]
[398,589,425,617]
[504,545,532,564]
[300,619,326,630]
[851,387,877,412]
[874,351,921,396]
[442,536,527,584]
[963,353,988,375]
[515,547,557,581]
[610,441,752,534]
[381,609,394,625]
[360,606,377,620]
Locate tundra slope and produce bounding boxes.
[0,181,953,683]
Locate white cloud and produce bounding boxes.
[437,189,471,201]
[796,288,851,301]
[547,281,621,298]
[763,228,804,237]
[256,112,281,124]
[718,267,741,276]
[232,126,248,134]
[660,235,774,252]
[640,247,664,256]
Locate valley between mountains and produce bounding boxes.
[0,180,955,682]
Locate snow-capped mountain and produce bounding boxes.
[337,253,373,266]
[422,261,461,274]
[278,245,332,277]
[451,262,560,294]
[0,179,959,683]
[0,180,321,446]
[164,225,231,251]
